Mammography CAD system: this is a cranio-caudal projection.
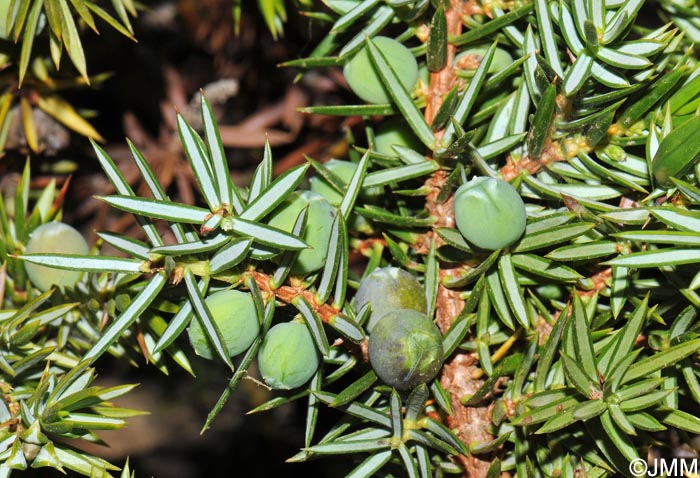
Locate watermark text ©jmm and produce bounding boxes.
[629,458,700,477]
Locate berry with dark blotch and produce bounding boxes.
[24,222,89,292]
[187,289,260,360]
[267,191,336,275]
[453,177,527,251]
[355,267,427,332]
[258,322,320,390]
[368,309,444,391]
[343,36,418,104]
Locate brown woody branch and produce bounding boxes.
[248,270,341,322]
[424,2,498,477]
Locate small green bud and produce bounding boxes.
[258,322,320,390]
[356,267,427,332]
[453,177,526,250]
[601,144,627,162]
[368,309,443,391]
[187,289,260,360]
[115,293,132,312]
[267,191,336,275]
[87,298,101,313]
[647,330,670,351]
[24,222,89,292]
[343,36,418,104]
[536,284,565,301]
[491,398,509,426]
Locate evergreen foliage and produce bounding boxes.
[3,0,700,477]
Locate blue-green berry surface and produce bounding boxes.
[25,222,89,292]
[368,309,443,391]
[343,36,418,104]
[258,322,320,390]
[356,267,427,332]
[453,177,526,250]
[309,159,382,205]
[267,191,336,275]
[188,289,260,360]
[374,117,424,156]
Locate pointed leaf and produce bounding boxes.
[498,253,530,328]
[184,269,233,369]
[345,450,392,478]
[599,294,648,376]
[19,254,144,274]
[84,2,135,39]
[328,313,364,343]
[512,253,582,281]
[242,163,309,221]
[201,95,243,213]
[366,38,435,149]
[294,296,330,356]
[209,238,252,274]
[56,0,88,79]
[563,52,594,96]
[84,274,167,363]
[313,391,391,427]
[330,0,380,33]
[363,161,438,188]
[597,409,638,464]
[442,42,497,146]
[99,195,211,224]
[514,223,596,253]
[177,115,220,209]
[623,338,700,383]
[535,0,563,77]
[658,408,700,434]
[427,6,447,72]
[604,248,700,268]
[36,95,103,141]
[534,304,569,392]
[562,353,600,398]
[527,82,556,158]
[97,232,150,261]
[451,4,533,46]
[317,213,346,304]
[151,234,230,256]
[340,151,370,220]
[231,217,308,250]
[652,114,700,187]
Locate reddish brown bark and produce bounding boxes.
[423,2,496,477]
[249,271,341,322]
